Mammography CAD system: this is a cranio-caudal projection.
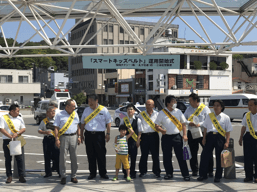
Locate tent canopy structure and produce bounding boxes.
[0,0,257,58]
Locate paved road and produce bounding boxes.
[0,110,244,175]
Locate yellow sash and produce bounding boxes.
[58,111,76,137]
[246,112,257,139]
[3,114,19,134]
[162,109,182,131]
[43,118,56,137]
[84,105,104,124]
[209,113,226,137]
[188,103,206,122]
[140,111,158,132]
[123,116,138,142]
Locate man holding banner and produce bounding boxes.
[120,103,141,179]
[155,95,190,181]
[184,93,213,177]
[0,104,26,184]
[38,106,60,178]
[54,99,80,185]
[80,94,112,180]
[239,99,257,183]
[137,99,161,178]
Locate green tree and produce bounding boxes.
[220,62,229,70]
[232,54,243,60]
[194,61,202,69]
[72,93,87,107]
[210,61,217,70]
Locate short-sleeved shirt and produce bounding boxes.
[184,104,211,131]
[242,112,257,132]
[202,112,233,133]
[138,110,158,133]
[155,108,186,135]
[38,117,55,137]
[0,114,26,139]
[53,110,79,134]
[81,105,112,132]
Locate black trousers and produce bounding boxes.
[43,136,60,175]
[199,133,225,179]
[3,139,24,177]
[139,132,161,175]
[84,131,107,177]
[188,130,213,173]
[161,133,189,177]
[243,132,257,179]
[123,141,138,177]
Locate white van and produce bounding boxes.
[208,94,257,120]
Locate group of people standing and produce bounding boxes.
[1,93,257,184]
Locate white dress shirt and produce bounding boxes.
[120,115,142,129]
[0,114,26,139]
[138,110,158,133]
[202,112,233,133]
[242,112,257,132]
[184,104,211,131]
[81,105,112,132]
[53,110,79,134]
[155,108,186,135]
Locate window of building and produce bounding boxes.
[148,75,153,80]
[130,41,134,44]
[0,75,12,83]
[173,31,178,38]
[19,76,28,83]
[148,82,153,91]
[131,26,134,31]
[140,28,144,35]
[106,69,117,73]
[109,39,113,44]
[103,39,108,45]
[125,41,129,44]
[190,56,207,70]
[104,25,108,32]
[98,69,102,73]
[120,40,124,44]
[120,27,124,33]
[210,57,226,70]
[109,25,113,33]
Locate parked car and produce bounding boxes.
[119,101,130,108]
[113,104,146,127]
[177,101,188,113]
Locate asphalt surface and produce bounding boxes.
[0,109,245,175]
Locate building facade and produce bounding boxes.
[0,69,40,106]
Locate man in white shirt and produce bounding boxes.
[155,95,190,181]
[80,94,112,180]
[0,104,26,184]
[184,93,213,177]
[239,99,257,183]
[137,99,161,178]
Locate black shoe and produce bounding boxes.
[164,174,173,180]
[60,178,66,185]
[155,174,161,178]
[71,177,78,183]
[101,175,109,179]
[44,173,52,178]
[184,176,190,181]
[208,172,214,178]
[6,176,12,184]
[131,174,136,179]
[19,176,26,183]
[244,178,253,182]
[214,178,220,183]
[192,172,198,176]
[197,176,208,181]
[88,175,96,180]
[139,173,146,178]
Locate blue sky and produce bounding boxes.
[1,16,256,52]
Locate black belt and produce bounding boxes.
[85,130,104,134]
[165,133,180,136]
[208,132,219,135]
[142,132,156,135]
[63,132,77,136]
[44,135,54,138]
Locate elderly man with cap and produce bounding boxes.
[54,99,80,185]
[38,106,60,178]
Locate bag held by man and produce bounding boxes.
[9,139,22,156]
[183,141,192,160]
[221,150,232,168]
